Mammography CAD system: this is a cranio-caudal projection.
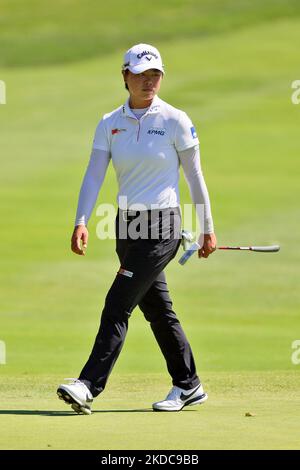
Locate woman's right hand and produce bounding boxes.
[71,225,89,256]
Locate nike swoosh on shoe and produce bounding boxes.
[180,384,201,401]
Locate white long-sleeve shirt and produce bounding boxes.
[75,96,214,233]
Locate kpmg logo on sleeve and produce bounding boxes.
[190,126,197,139]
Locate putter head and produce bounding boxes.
[178,242,200,265]
[181,230,195,251]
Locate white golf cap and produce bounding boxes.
[122,43,164,74]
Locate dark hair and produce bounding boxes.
[123,69,129,91]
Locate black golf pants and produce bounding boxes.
[79,208,200,397]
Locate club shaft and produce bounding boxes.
[179,244,280,265]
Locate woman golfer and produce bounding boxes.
[57,44,217,414]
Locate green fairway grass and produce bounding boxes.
[1,0,299,67]
[1,0,300,450]
[1,372,299,450]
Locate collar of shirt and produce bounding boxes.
[122,95,162,119]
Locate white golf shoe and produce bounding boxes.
[152,383,207,412]
[57,379,93,415]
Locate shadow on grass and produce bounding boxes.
[0,408,197,416]
[0,408,155,416]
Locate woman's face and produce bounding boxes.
[123,69,163,106]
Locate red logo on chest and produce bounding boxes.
[112,128,126,135]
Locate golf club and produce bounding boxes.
[179,243,280,265]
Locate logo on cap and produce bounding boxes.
[123,44,164,74]
[137,50,158,60]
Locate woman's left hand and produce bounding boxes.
[198,233,217,259]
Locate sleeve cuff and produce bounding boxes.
[203,217,214,234]
[74,216,87,227]
[176,140,199,152]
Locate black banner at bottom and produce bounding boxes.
[0,449,297,464]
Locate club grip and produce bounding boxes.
[250,245,280,252]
